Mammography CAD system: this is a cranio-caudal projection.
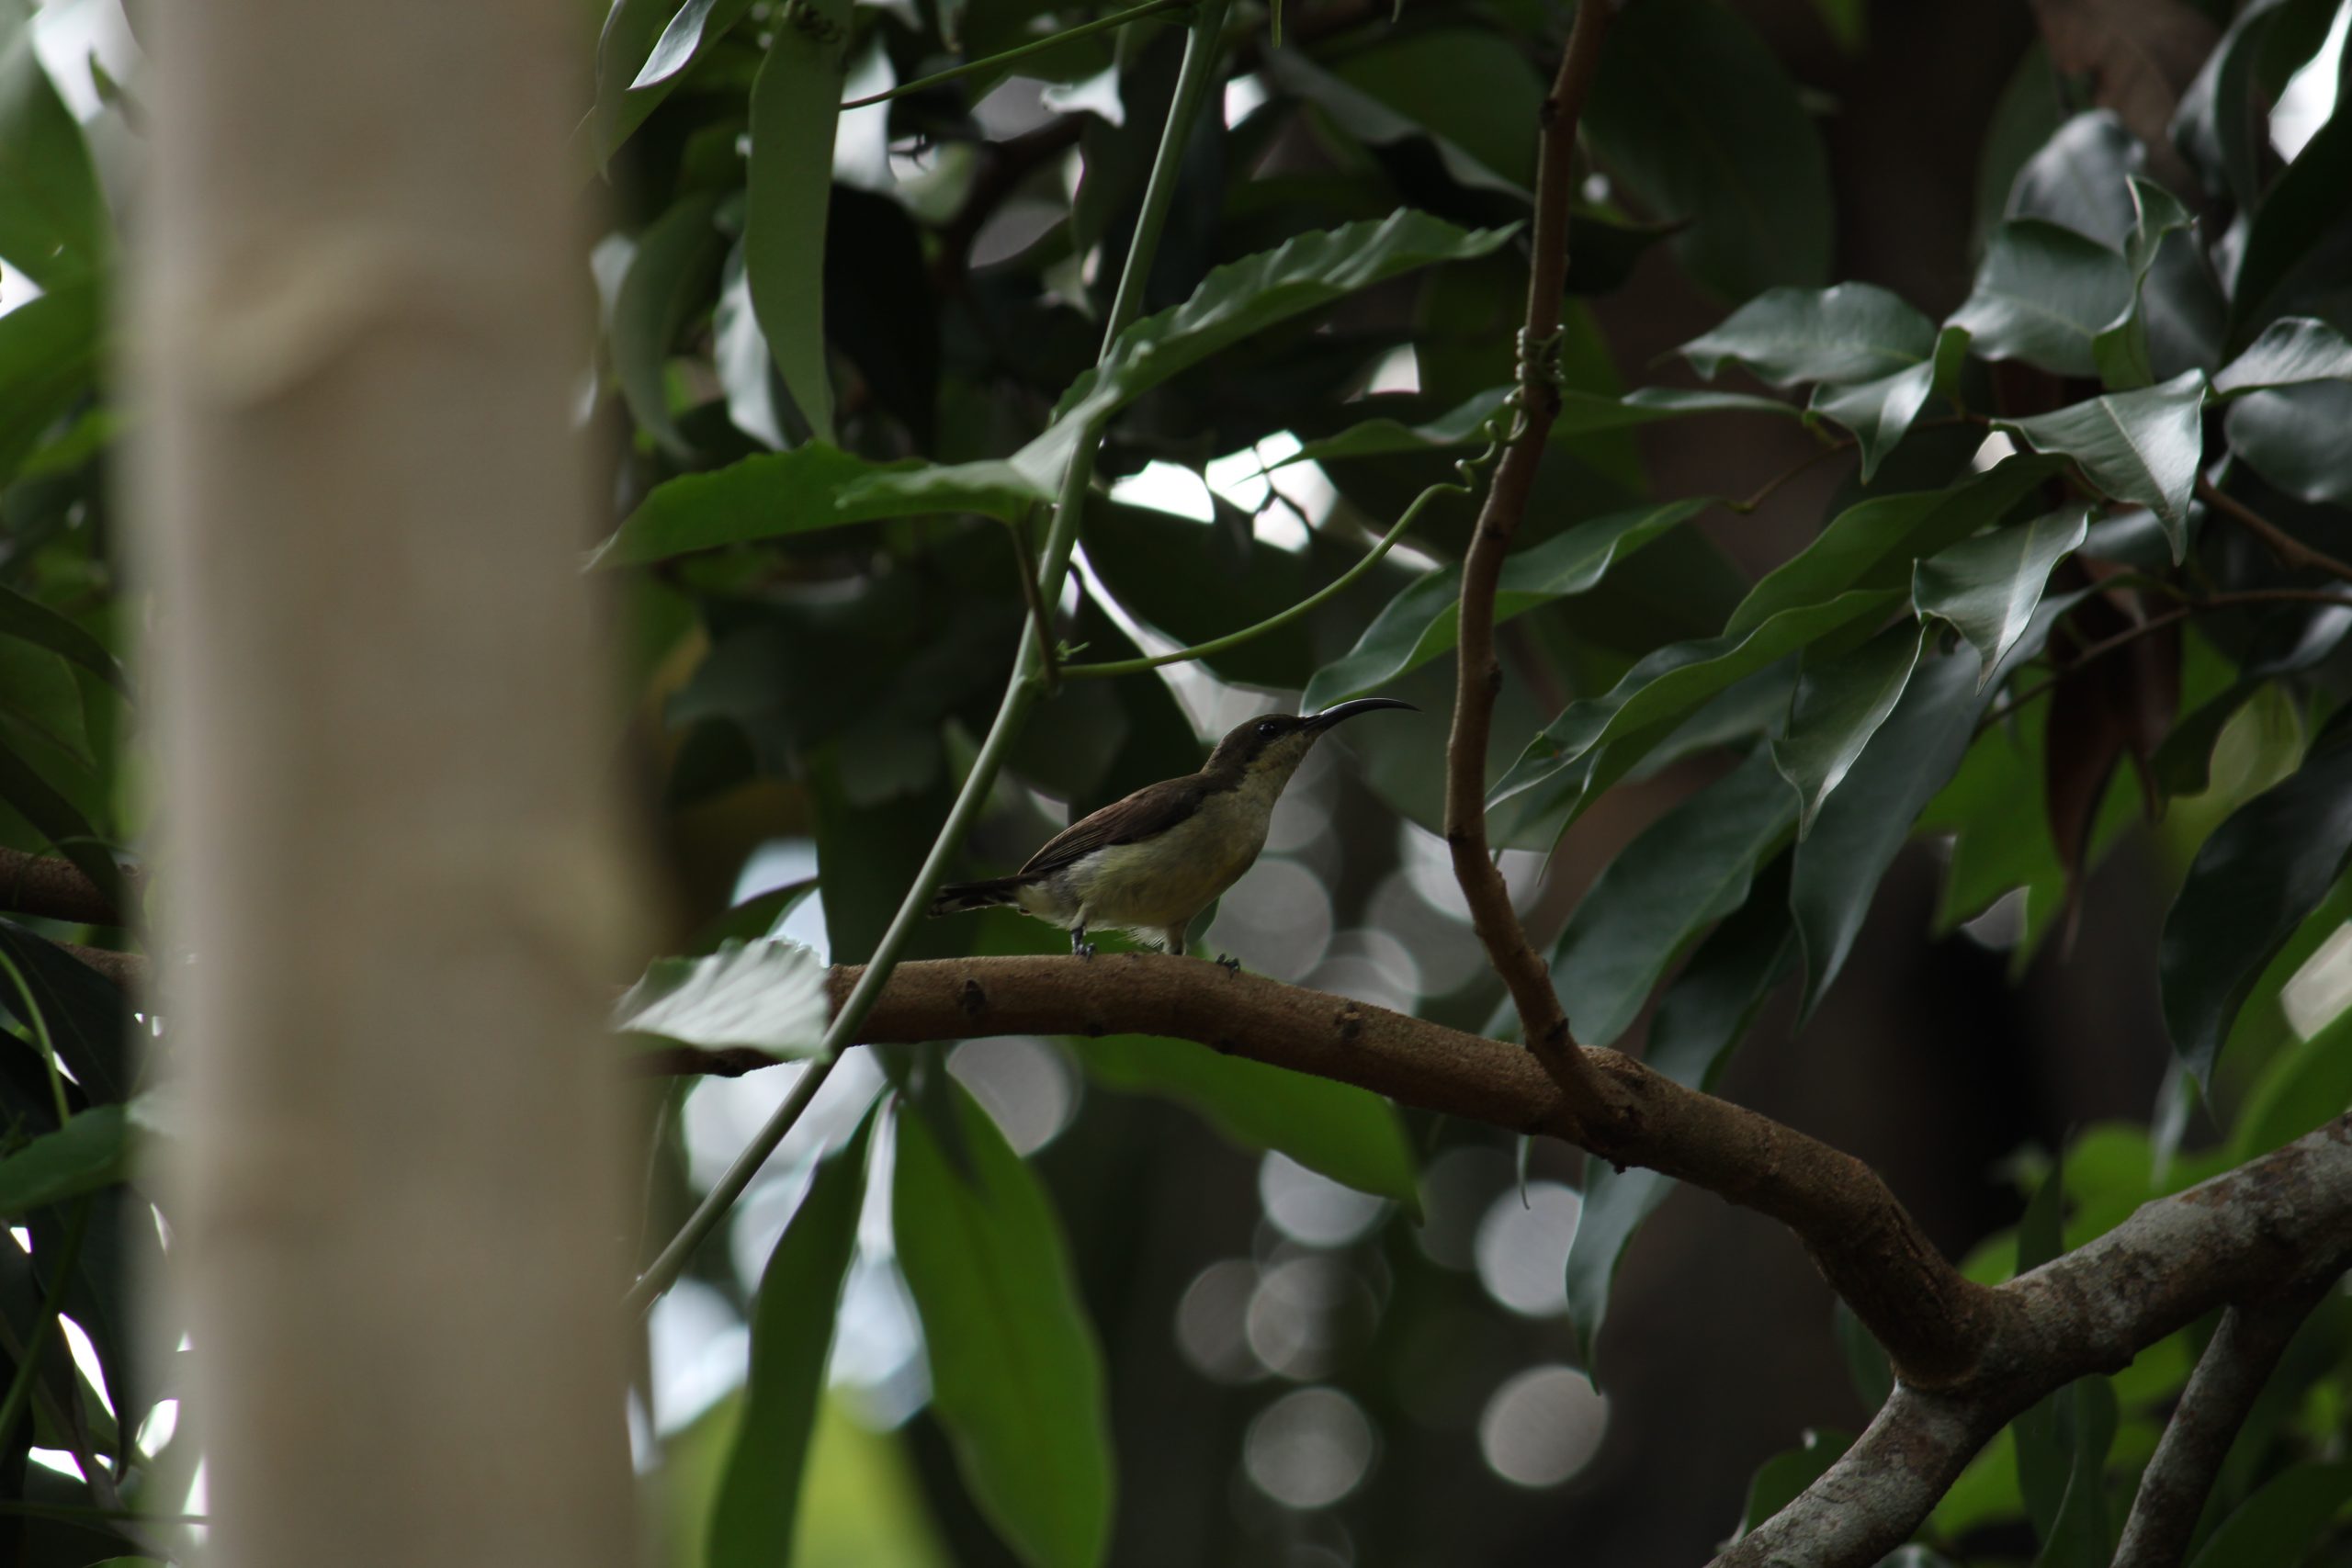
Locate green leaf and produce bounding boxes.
[2228,383,2352,507]
[2171,0,2312,209]
[2228,102,2352,351]
[829,460,1053,525]
[1730,456,2064,638]
[2002,370,2207,558]
[612,939,831,1060]
[1301,500,1708,710]
[746,0,853,444]
[1565,865,1792,1371]
[2090,176,2196,392]
[2230,1007,2352,1167]
[1681,283,1937,387]
[1074,1035,1419,1211]
[1809,325,1968,482]
[0,919,128,1102]
[2161,710,2352,1085]
[0,728,119,915]
[1736,1429,1855,1535]
[0,585,128,697]
[1259,46,1531,198]
[1551,749,1797,1048]
[894,1081,1113,1568]
[1913,503,2091,683]
[1948,220,2132,378]
[0,0,108,288]
[1790,647,1982,1015]
[0,277,100,488]
[1581,0,1834,300]
[2188,1461,2352,1568]
[612,192,726,457]
[0,1104,130,1218]
[2212,316,2352,396]
[1278,387,1513,466]
[1551,386,1804,433]
[1491,590,1904,829]
[707,1111,873,1568]
[1017,213,1517,491]
[634,0,752,89]
[2031,1377,2119,1565]
[1324,28,1544,191]
[1773,622,1925,836]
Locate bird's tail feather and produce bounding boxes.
[929,877,1023,917]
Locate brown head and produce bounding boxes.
[1201,697,1418,781]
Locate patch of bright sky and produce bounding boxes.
[2272,0,2350,161]
[835,38,897,190]
[1224,73,1270,129]
[1364,344,1420,397]
[28,0,139,124]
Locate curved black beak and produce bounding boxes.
[1304,696,1419,732]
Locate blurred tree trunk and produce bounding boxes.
[130,4,645,1564]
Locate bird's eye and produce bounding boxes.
[1257,719,1282,738]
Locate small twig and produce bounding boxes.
[2198,476,2352,587]
[840,0,1196,108]
[1004,508,1059,692]
[1724,434,1854,514]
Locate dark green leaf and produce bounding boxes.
[0,728,119,916]
[1582,0,1834,300]
[1834,1299,1893,1415]
[1551,749,1796,1048]
[0,585,128,697]
[2228,382,2352,507]
[2171,0,2316,209]
[2033,1377,2119,1564]
[2003,371,2206,557]
[1551,387,1804,433]
[1302,500,1707,710]
[0,0,107,288]
[746,0,852,443]
[2228,103,2352,351]
[1773,622,1924,835]
[0,1104,130,1218]
[1326,28,1544,192]
[1736,1429,1854,1536]
[1680,282,1936,387]
[1279,387,1512,466]
[2007,111,2142,252]
[1808,327,1965,482]
[634,0,751,89]
[894,1081,1113,1568]
[1260,45,1530,197]
[613,192,726,457]
[0,919,126,1102]
[2090,176,2196,391]
[2012,1157,2071,1532]
[707,1111,873,1568]
[1494,590,1902,831]
[2161,710,2352,1085]
[1947,220,2132,378]
[1074,1034,1419,1210]
[2213,316,2352,396]
[2187,1461,2352,1568]
[612,939,831,1060]
[1913,504,2091,682]
[1565,867,1792,1371]
[2230,1006,2352,1166]
[0,278,100,488]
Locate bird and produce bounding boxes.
[930,698,1417,960]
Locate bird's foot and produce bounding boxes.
[1072,936,1097,960]
[1216,953,1241,976]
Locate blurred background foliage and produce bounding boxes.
[5,0,2352,1562]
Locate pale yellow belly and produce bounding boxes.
[1015,794,1267,935]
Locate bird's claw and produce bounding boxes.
[1216,953,1241,976]
[1074,941,1097,960]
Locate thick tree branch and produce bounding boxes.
[1443,0,1616,1122]
[0,848,125,927]
[2112,1273,2339,1568]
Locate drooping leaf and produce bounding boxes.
[1772,622,1925,836]
[1550,749,1797,1049]
[1680,283,1937,387]
[1074,1035,1419,1211]
[1014,213,1517,491]
[1490,590,1904,830]
[1277,387,1512,467]
[634,0,752,90]
[2228,383,2352,507]
[1301,500,1708,710]
[707,1111,873,1568]
[0,0,108,288]
[2228,103,2352,350]
[2187,1461,2352,1568]
[612,192,726,457]
[745,0,853,443]
[2089,175,2196,390]
[1947,220,2133,378]
[1582,0,1834,300]
[1564,863,1793,1371]
[1913,504,2091,682]
[2160,709,2352,1085]
[612,939,831,1061]
[2170,0,2315,209]
[894,1082,1113,1568]
[2002,370,2206,557]
[1809,326,1969,481]
[0,1104,130,1218]
[2212,316,2352,396]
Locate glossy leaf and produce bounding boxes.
[2171,0,2309,208]
[0,1104,130,1218]
[1947,220,2132,378]
[2228,383,2352,507]
[1772,622,1924,835]
[1730,456,2064,638]
[1680,282,1936,387]
[2003,371,2207,557]
[0,0,108,288]
[1809,326,1967,481]
[612,193,726,457]
[634,0,751,89]
[612,939,831,1060]
[2212,316,2352,396]
[1913,504,2090,682]
[2187,1461,2352,1568]
[1018,213,1517,491]
[2161,710,2352,1085]
[2090,176,2195,390]
[1490,590,1903,829]
[1581,0,1833,300]
[1565,865,1792,1371]
[1075,1034,1419,1210]
[894,1081,1113,1568]
[707,1112,873,1568]
[2007,110,2141,252]
[1301,500,1708,710]
[1278,387,1512,466]
[746,0,852,443]
[1551,749,1797,1048]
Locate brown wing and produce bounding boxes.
[1018,775,1208,878]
